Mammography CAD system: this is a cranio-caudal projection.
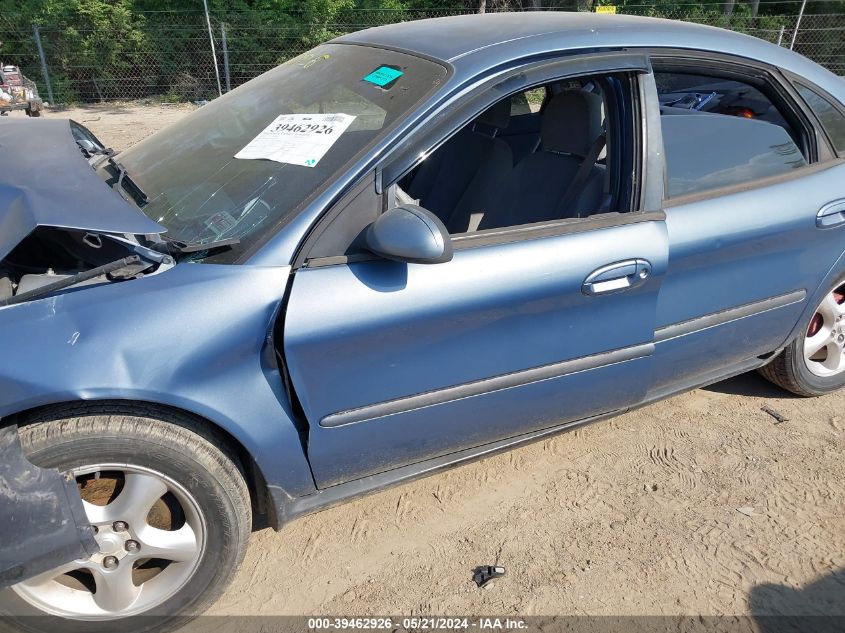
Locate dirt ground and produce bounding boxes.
[13,104,844,619]
[4,102,198,147]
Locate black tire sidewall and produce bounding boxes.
[0,428,246,633]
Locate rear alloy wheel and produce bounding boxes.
[0,404,251,633]
[802,285,845,377]
[759,280,845,396]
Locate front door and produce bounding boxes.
[284,61,669,488]
[285,219,668,487]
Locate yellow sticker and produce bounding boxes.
[596,5,617,13]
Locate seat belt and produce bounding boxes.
[598,131,613,213]
[555,134,606,219]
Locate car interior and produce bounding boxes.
[653,68,810,197]
[395,73,634,235]
[656,72,797,131]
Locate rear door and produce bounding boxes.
[644,53,845,397]
[284,57,669,488]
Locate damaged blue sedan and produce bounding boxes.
[4,11,845,632]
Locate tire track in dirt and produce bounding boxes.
[206,379,845,618]
[630,436,701,492]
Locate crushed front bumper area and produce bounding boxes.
[0,424,97,588]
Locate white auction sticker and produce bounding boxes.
[234,113,356,168]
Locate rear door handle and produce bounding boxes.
[582,259,652,296]
[817,200,845,228]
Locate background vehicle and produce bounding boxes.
[0,64,42,116]
[2,12,845,632]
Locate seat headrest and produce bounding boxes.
[476,98,511,130]
[541,90,603,157]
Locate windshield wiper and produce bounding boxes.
[107,157,149,208]
[150,237,240,256]
[0,256,150,308]
[76,139,114,161]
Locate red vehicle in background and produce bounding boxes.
[0,64,43,117]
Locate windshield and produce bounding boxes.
[104,44,447,262]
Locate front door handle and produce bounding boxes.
[817,200,845,229]
[582,259,652,296]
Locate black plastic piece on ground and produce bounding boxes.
[761,405,789,424]
[473,565,506,587]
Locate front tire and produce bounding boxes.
[759,279,845,396]
[0,404,251,633]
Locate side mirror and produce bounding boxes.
[364,204,453,264]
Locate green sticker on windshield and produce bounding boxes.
[363,65,403,88]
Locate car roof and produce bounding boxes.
[335,13,844,98]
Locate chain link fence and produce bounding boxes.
[1,3,844,104]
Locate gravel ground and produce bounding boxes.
[12,104,844,620]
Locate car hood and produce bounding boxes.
[0,118,164,261]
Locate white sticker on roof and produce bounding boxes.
[234,113,356,168]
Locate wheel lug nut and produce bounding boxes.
[125,540,140,553]
[112,521,128,532]
[102,556,119,569]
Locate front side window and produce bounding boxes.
[795,81,845,155]
[396,73,636,236]
[100,44,447,262]
[655,70,808,198]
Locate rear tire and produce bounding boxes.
[0,403,251,633]
[759,279,845,396]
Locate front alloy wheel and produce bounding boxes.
[13,464,206,619]
[0,404,251,633]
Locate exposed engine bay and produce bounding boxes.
[0,119,182,307]
[0,227,161,305]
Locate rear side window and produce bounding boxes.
[795,82,845,154]
[655,70,807,198]
[661,115,806,197]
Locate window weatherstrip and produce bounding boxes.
[450,210,666,250]
[320,342,653,428]
[662,159,843,207]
